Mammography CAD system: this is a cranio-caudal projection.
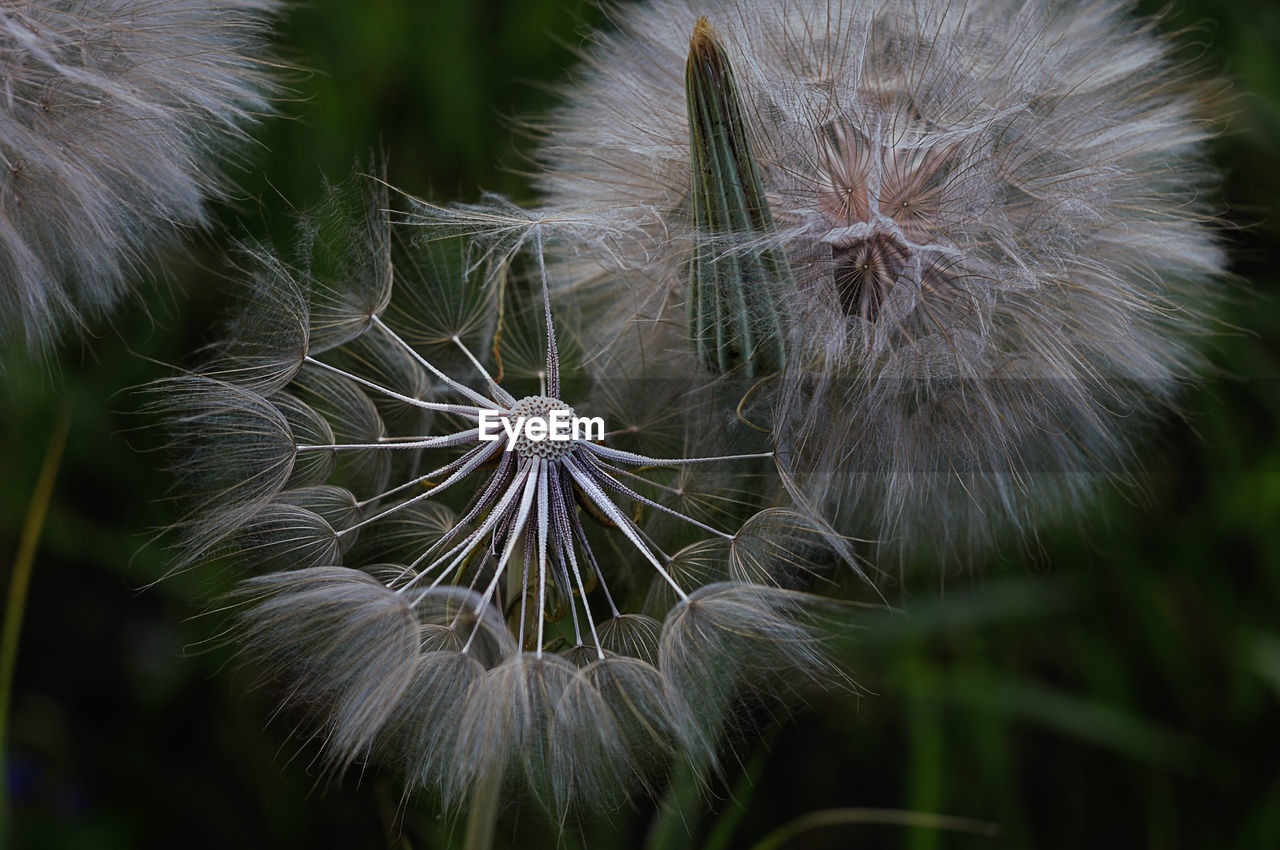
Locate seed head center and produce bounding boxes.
[832,231,911,321]
[506,395,578,461]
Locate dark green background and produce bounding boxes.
[2,0,1278,847]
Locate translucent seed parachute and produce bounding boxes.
[151,171,848,813]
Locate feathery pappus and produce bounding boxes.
[0,0,279,350]
[530,0,1226,564]
[149,172,847,814]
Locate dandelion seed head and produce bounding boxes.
[157,169,846,813]
[534,0,1226,562]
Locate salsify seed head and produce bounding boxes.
[151,170,848,814]
[533,0,1227,563]
[0,0,280,350]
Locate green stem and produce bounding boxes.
[0,402,73,848]
[464,769,502,850]
[749,808,1000,850]
[907,653,944,850]
[703,740,772,850]
[643,758,705,850]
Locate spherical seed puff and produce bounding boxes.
[0,0,279,350]
[536,0,1225,563]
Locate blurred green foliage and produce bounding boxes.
[2,0,1278,847]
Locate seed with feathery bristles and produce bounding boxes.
[0,0,280,350]
[155,170,849,813]
[531,0,1226,564]
[233,568,420,770]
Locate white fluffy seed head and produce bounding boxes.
[156,171,845,815]
[0,0,280,350]
[535,0,1226,563]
